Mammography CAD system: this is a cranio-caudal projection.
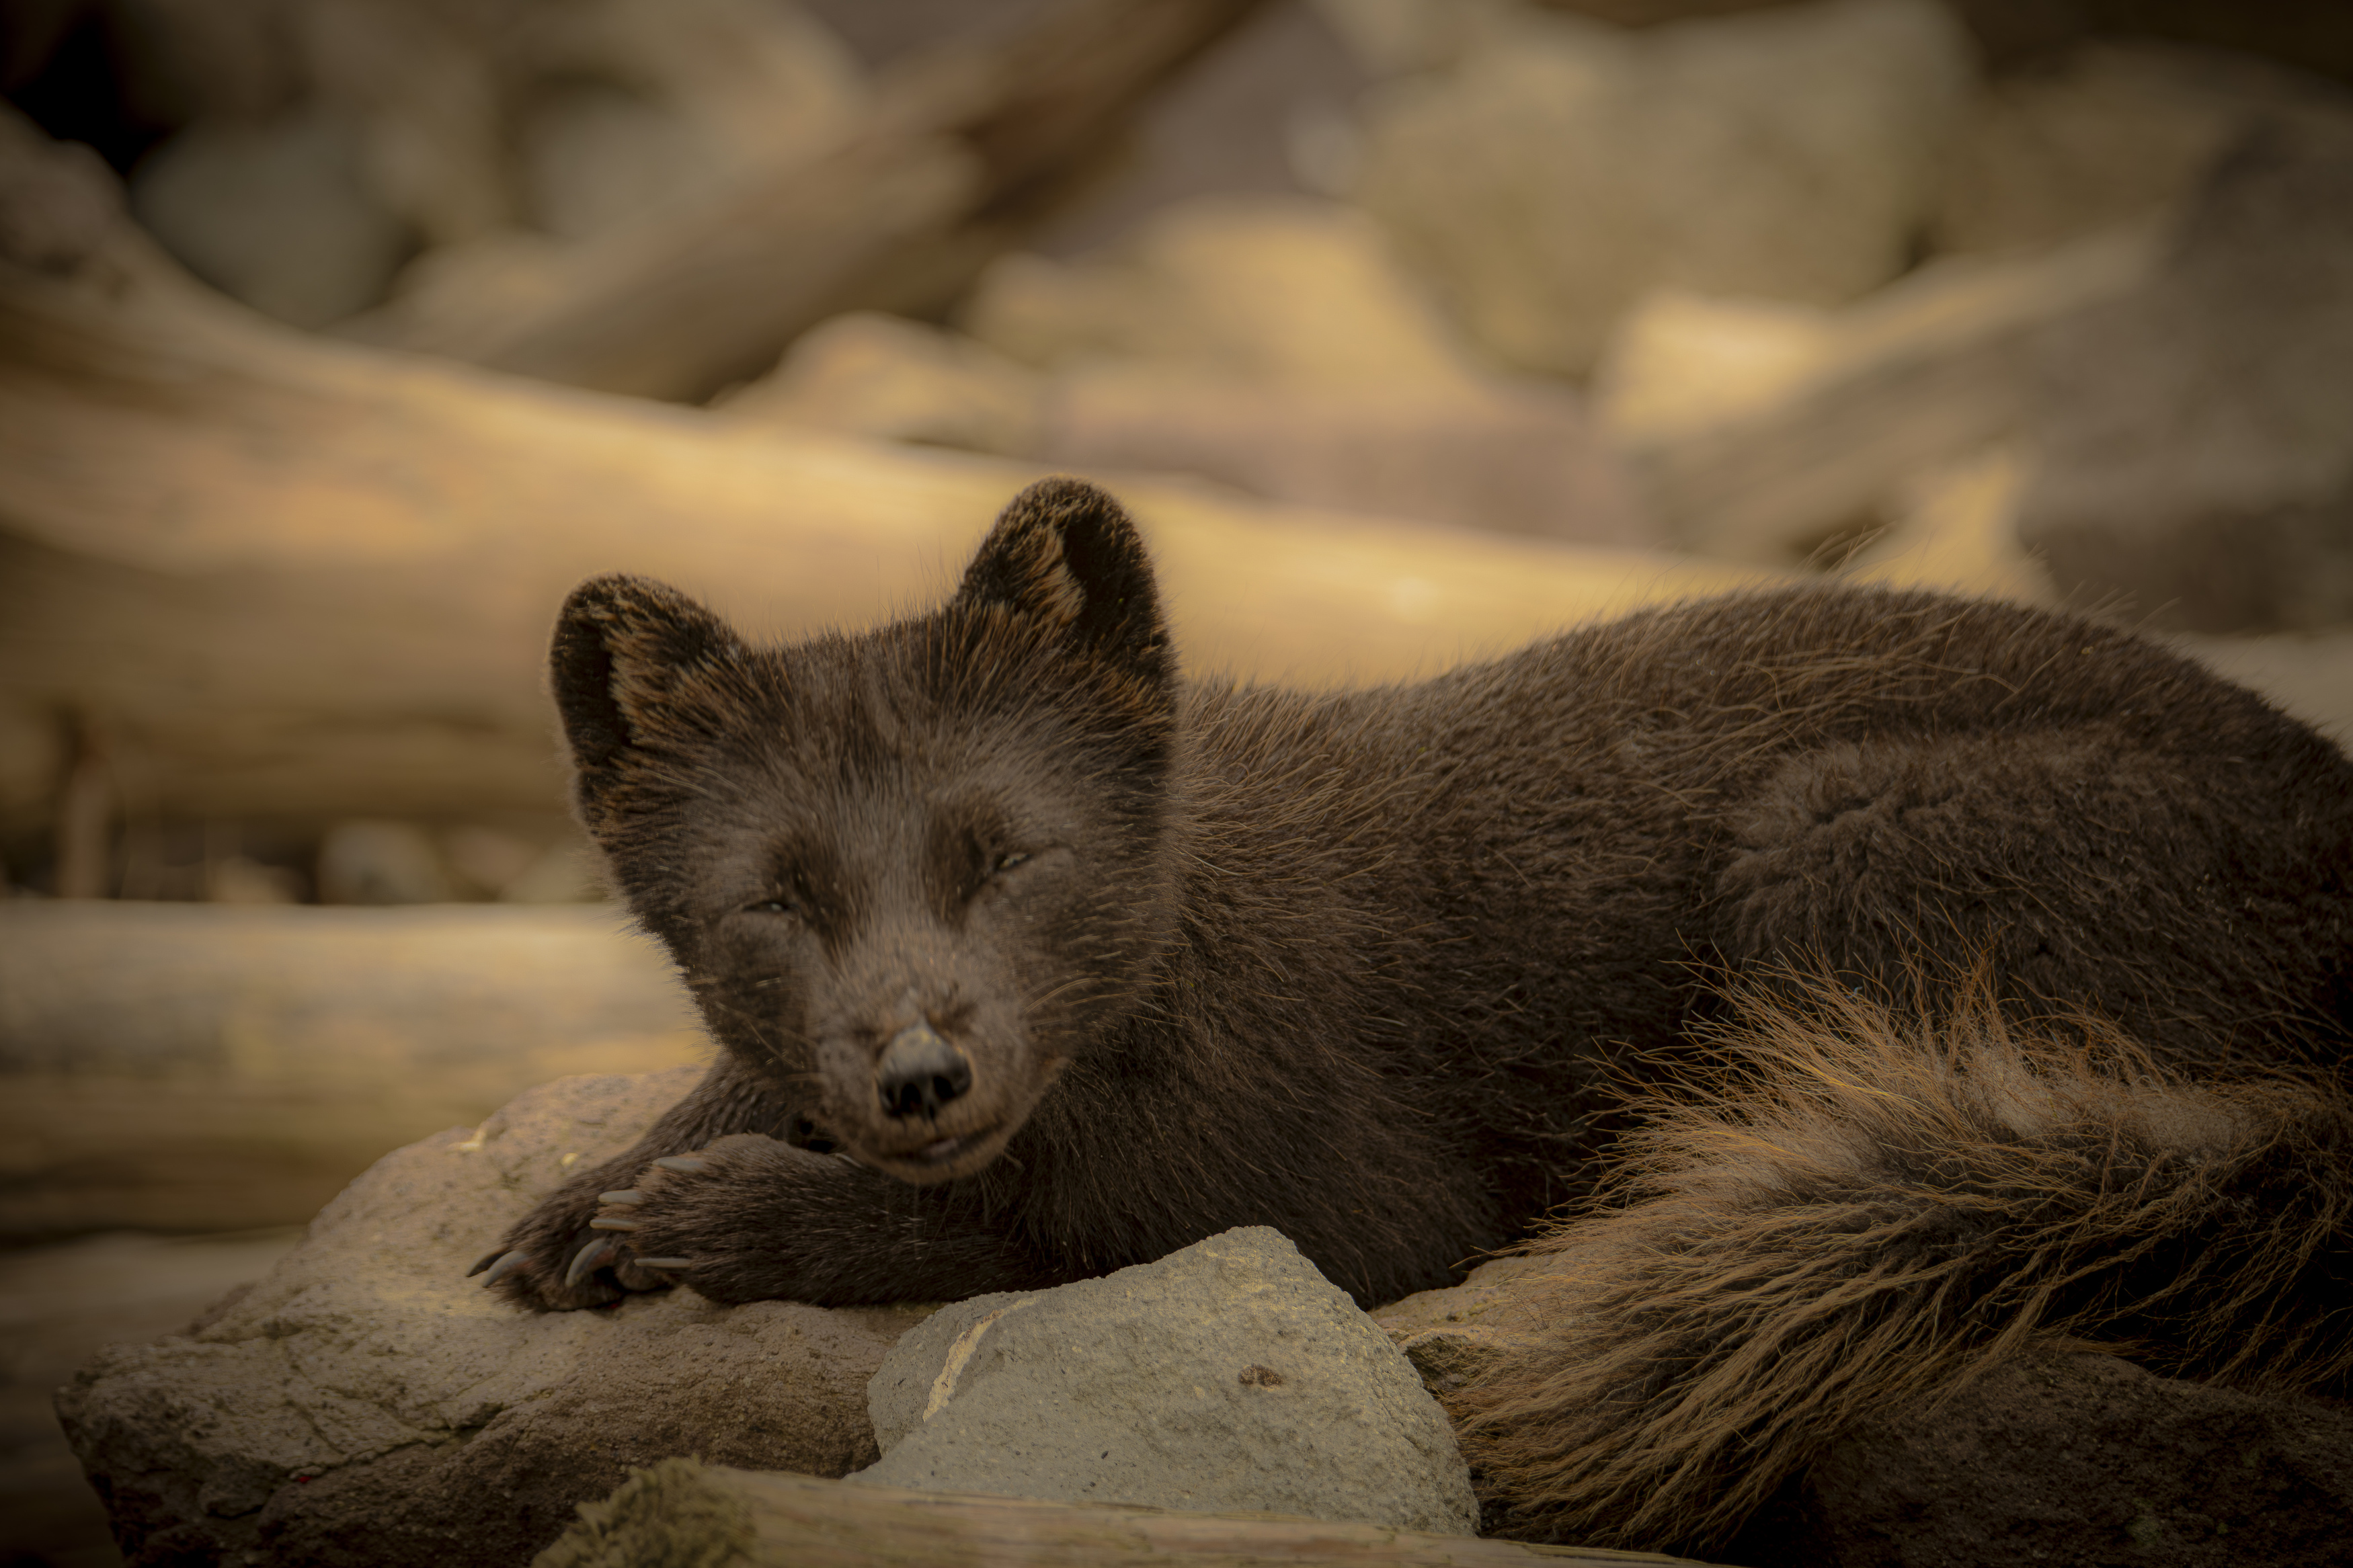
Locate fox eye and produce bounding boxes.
[748,868,807,917]
[989,852,1030,877]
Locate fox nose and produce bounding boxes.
[876,1022,973,1119]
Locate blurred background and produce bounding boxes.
[4,0,2352,1560]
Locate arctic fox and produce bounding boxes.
[477,477,2353,1549]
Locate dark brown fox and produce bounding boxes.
[475,477,2353,1551]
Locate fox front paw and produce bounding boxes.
[469,1186,690,1312]
[568,1132,842,1306]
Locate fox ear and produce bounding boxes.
[551,574,739,819]
[955,477,1172,687]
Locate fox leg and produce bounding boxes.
[573,1133,1068,1307]
[473,1051,801,1311]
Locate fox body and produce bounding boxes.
[481,479,2353,1547]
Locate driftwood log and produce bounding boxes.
[534,1459,1714,1568]
[335,0,1273,401]
[0,108,1773,839]
[0,901,700,1237]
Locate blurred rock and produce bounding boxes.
[55,1067,923,1568]
[722,311,1048,454]
[500,841,606,905]
[1351,0,1975,376]
[315,819,452,905]
[0,112,120,274]
[204,854,306,905]
[1023,0,1375,257]
[963,195,1486,390]
[1596,226,2155,559]
[854,1227,1476,1534]
[297,0,512,248]
[439,823,602,904]
[1840,447,2054,606]
[1310,0,1480,77]
[2017,124,2353,632]
[1731,1352,2353,1567]
[128,104,416,329]
[0,901,703,1237]
[507,0,864,241]
[1933,40,2353,257]
[440,823,541,899]
[118,0,862,327]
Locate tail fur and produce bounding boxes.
[1453,977,2353,1552]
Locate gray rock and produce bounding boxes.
[2017,116,2353,631]
[1369,1253,1552,1399]
[1932,41,2353,259]
[128,107,416,329]
[1597,228,2153,561]
[1732,1351,2353,1568]
[316,819,456,905]
[1352,0,1974,376]
[851,1226,1476,1534]
[54,1067,927,1568]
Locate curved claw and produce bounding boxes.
[598,1189,645,1206]
[564,1236,622,1288]
[479,1249,530,1288]
[467,1247,506,1278]
[588,1216,639,1231]
[653,1155,711,1174]
[635,1257,692,1271]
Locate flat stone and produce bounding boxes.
[852,1226,1477,1534]
[55,1067,926,1567]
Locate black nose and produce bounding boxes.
[876,1023,973,1119]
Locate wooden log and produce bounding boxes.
[0,110,1777,837]
[0,900,703,1238]
[534,1458,1717,1568]
[335,0,1275,401]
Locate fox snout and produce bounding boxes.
[875,1022,974,1119]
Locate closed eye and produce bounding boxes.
[990,852,1031,877]
[747,897,795,915]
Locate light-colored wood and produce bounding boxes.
[0,901,705,1237]
[0,112,1779,837]
[534,1458,1720,1568]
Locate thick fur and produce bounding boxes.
[480,477,2353,1546]
[1452,976,2353,1550]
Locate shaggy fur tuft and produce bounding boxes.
[1454,973,2353,1552]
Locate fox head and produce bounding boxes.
[551,477,1182,1184]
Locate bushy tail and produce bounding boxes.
[1453,977,2353,1553]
